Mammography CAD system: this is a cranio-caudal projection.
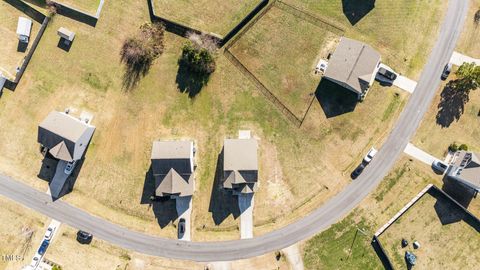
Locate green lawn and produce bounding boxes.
[230,5,339,119]
[153,0,260,36]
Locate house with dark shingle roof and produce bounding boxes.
[223,138,258,195]
[324,37,381,100]
[447,151,480,192]
[37,111,95,162]
[151,140,195,198]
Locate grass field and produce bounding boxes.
[283,0,447,79]
[230,6,340,119]
[303,155,480,270]
[0,2,41,79]
[60,0,100,13]
[457,0,480,58]
[379,193,480,269]
[153,0,260,36]
[0,0,440,242]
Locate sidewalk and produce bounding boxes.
[450,51,480,66]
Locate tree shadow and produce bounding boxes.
[120,53,152,91]
[175,60,210,98]
[436,79,473,128]
[342,0,376,26]
[140,165,179,228]
[208,149,240,225]
[315,79,358,118]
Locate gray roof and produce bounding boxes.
[324,37,381,95]
[38,111,91,162]
[223,138,258,194]
[151,141,194,197]
[449,151,480,190]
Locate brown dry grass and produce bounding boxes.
[457,0,480,58]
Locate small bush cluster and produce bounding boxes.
[448,142,468,152]
[179,33,218,75]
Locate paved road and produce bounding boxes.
[0,0,469,262]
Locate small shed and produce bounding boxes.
[16,17,32,43]
[57,27,75,44]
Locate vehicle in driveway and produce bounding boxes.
[441,63,452,80]
[64,160,77,175]
[44,227,55,240]
[432,160,449,174]
[351,163,366,179]
[378,67,397,81]
[37,239,50,255]
[363,147,378,164]
[76,230,93,244]
[178,218,186,237]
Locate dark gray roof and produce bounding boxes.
[324,37,381,95]
[151,140,194,197]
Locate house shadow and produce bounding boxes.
[208,149,240,225]
[440,176,475,209]
[342,0,376,26]
[57,38,73,52]
[175,60,210,98]
[140,166,178,228]
[315,79,357,118]
[431,187,466,225]
[436,80,472,128]
[17,41,28,53]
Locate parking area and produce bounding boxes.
[27,219,61,270]
[0,1,41,79]
[176,196,192,241]
[376,63,417,93]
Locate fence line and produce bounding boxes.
[51,0,104,27]
[224,50,302,127]
[4,0,46,23]
[275,0,345,35]
[371,236,394,270]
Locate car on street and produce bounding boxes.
[363,147,378,164]
[77,230,93,244]
[351,163,366,179]
[64,160,77,175]
[178,218,186,237]
[30,254,41,268]
[378,67,397,81]
[432,160,449,174]
[37,239,50,256]
[44,227,55,240]
[441,63,452,80]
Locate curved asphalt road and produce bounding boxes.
[0,0,469,262]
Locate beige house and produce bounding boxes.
[447,151,480,192]
[223,138,258,195]
[151,140,195,198]
[324,37,381,100]
[38,111,95,162]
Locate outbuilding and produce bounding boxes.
[57,27,75,45]
[16,17,32,43]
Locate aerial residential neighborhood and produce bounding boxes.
[0,0,479,270]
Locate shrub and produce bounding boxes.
[475,9,480,24]
[459,144,468,151]
[52,265,62,270]
[448,143,459,152]
[179,33,218,75]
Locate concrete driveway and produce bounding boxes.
[376,63,417,93]
[404,143,441,166]
[27,219,61,270]
[238,193,254,239]
[450,51,480,66]
[48,161,70,199]
[176,196,192,241]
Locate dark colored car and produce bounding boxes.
[77,230,93,244]
[178,218,186,237]
[378,67,397,81]
[351,163,366,179]
[37,239,50,255]
[441,63,452,80]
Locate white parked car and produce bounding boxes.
[64,160,77,175]
[30,254,41,269]
[44,227,54,240]
[363,147,378,164]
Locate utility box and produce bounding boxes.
[16,17,32,43]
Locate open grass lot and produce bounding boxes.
[457,0,480,58]
[283,0,447,79]
[153,0,260,36]
[0,196,47,270]
[379,193,480,269]
[303,156,480,270]
[0,0,439,242]
[413,73,480,158]
[59,0,100,13]
[230,5,340,119]
[0,1,41,79]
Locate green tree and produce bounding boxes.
[456,62,480,90]
[459,144,468,151]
